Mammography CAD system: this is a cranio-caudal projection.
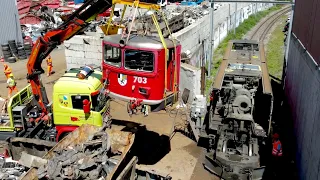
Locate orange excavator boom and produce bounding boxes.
[26,0,112,115]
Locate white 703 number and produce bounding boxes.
[133,76,147,84]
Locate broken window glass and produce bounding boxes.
[124,49,154,72]
[104,45,121,67]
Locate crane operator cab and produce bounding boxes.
[102,34,181,112]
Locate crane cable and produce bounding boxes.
[160,10,178,103]
[106,4,115,35]
[125,1,140,44]
[151,12,168,109]
[119,5,127,36]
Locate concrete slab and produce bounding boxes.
[179,63,201,104]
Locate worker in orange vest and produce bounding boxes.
[271,133,283,178]
[3,64,12,79]
[7,73,18,98]
[46,55,53,77]
[272,133,283,157]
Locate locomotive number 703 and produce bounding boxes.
[133,76,147,84]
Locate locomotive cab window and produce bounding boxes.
[124,49,154,72]
[104,45,121,67]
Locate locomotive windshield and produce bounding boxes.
[124,49,154,72]
[104,45,121,67]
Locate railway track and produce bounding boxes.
[249,6,291,41]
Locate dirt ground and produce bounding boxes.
[0,46,67,100]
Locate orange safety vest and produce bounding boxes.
[47,57,52,66]
[272,140,283,157]
[4,65,12,75]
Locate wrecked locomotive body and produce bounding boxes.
[202,40,273,180]
[208,76,266,180]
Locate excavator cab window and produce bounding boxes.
[124,49,154,72]
[71,95,90,110]
[104,45,121,67]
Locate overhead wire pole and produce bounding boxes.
[207,0,215,78]
[255,0,257,17]
[234,2,237,34]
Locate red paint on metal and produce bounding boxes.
[91,90,100,96]
[70,117,79,121]
[98,8,112,17]
[292,0,320,64]
[55,125,78,141]
[20,14,42,24]
[102,41,181,105]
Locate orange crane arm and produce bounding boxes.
[26,0,112,115]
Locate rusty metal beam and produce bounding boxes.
[213,0,294,4]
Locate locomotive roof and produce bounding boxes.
[103,34,179,50]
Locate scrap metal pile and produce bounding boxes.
[117,4,210,37]
[19,2,213,43]
[0,158,27,180]
[36,131,120,180]
[172,5,210,26]
[126,10,185,37]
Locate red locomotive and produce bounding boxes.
[102,34,181,112]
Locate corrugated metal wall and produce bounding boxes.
[292,0,320,64]
[285,35,320,180]
[285,0,320,179]
[0,0,23,45]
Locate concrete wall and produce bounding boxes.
[284,34,320,180]
[64,34,103,70]
[179,63,201,104]
[171,3,273,67]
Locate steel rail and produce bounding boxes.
[249,6,291,40]
[259,8,290,40]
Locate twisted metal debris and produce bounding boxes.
[36,131,119,180]
[0,158,27,180]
